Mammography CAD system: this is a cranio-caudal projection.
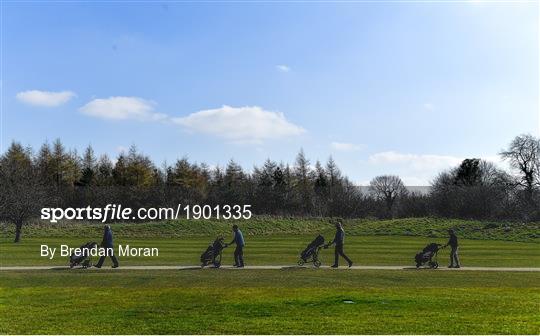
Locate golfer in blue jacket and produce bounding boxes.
[227,224,245,268]
[325,220,353,268]
[95,225,119,268]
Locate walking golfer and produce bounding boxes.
[227,224,245,268]
[325,220,353,268]
[94,225,119,268]
[444,229,460,268]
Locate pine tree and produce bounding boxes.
[36,142,53,184]
[96,154,114,186]
[293,149,314,214]
[79,145,96,186]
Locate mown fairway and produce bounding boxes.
[1,217,539,267]
[1,218,539,334]
[0,269,539,334]
[1,236,539,267]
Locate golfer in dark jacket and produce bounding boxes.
[228,225,245,268]
[95,225,119,268]
[444,229,460,268]
[325,220,353,268]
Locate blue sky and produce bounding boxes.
[2,1,538,185]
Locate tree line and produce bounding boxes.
[1,134,539,242]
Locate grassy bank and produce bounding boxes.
[2,217,539,242]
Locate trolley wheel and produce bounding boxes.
[314,260,322,268]
[213,261,221,268]
[433,262,439,269]
[298,260,305,266]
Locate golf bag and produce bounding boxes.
[200,237,226,268]
[69,241,98,268]
[415,243,442,269]
[298,234,325,267]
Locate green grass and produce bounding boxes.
[0,269,539,334]
[1,236,539,267]
[1,218,539,334]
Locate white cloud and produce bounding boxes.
[482,155,510,170]
[368,151,462,185]
[331,142,365,152]
[16,90,75,107]
[172,105,305,143]
[400,176,432,186]
[276,65,291,73]
[79,96,167,121]
[369,151,462,172]
[79,98,303,144]
[367,151,506,185]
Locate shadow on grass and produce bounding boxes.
[179,266,203,271]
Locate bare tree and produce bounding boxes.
[0,142,47,242]
[369,175,407,218]
[500,134,540,193]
